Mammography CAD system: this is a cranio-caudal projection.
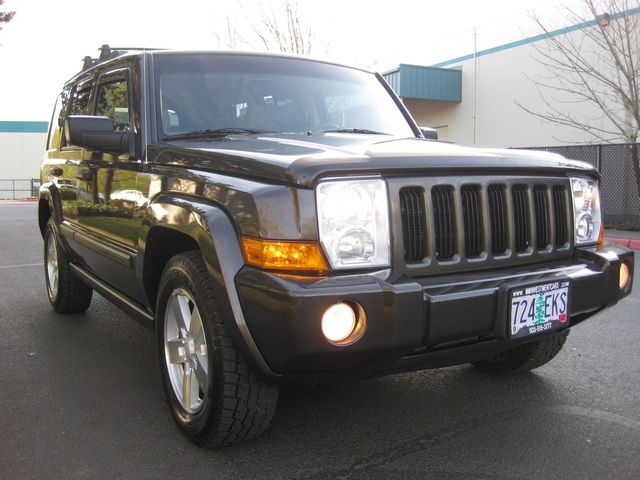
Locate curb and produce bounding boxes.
[606,237,640,250]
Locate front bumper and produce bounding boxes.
[235,242,634,383]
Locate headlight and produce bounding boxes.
[570,177,602,245]
[316,178,390,269]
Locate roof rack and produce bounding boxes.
[81,45,165,71]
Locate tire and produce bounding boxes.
[156,251,278,447]
[473,329,570,375]
[44,219,93,313]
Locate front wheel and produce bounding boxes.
[156,251,278,447]
[473,330,570,374]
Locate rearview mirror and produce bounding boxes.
[419,127,438,140]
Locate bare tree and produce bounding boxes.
[214,0,326,56]
[0,0,16,32]
[520,0,639,144]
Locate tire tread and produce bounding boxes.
[473,329,570,375]
[45,220,92,314]
[159,251,277,447]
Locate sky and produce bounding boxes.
[0,0,584,121]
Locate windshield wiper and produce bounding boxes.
[308,128,388,136]
[163,128,271,141]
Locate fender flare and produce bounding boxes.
[139,194,277,378]
[37,183,79,264]
[37,182,64,237]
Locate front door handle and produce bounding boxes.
[75,169,94,181]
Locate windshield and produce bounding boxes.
[153,53,416,140]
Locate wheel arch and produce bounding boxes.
[138,194,277,378]
[38,198,52,238]
[142,224,200,313]
[37,185,78,270]
[37,184,62,238]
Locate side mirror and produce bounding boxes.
[419,127,438,140]
[65,115,132,155]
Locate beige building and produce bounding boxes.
[0,122,47,198]
[384,8,639,148]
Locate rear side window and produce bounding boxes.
[48,79,93,149]
[47,90,70,150]
[71,86,92,115]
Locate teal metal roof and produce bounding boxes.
[0,121,49,133]
[383,64,461,102]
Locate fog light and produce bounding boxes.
[321,301,365,345]
[619,262,631,292]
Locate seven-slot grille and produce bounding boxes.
[399,178,571,268]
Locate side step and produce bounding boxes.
[70,264,155,330]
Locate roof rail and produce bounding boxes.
[81,45,165,71]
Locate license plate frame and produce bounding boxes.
[508,279,570,339]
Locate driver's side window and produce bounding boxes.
[96,78,130,131]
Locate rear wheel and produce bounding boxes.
[473,330,570,374]
[44,219,93,313]
[156,251,278,447]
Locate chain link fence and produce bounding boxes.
[519,144,640,226]
[0,179,40,200]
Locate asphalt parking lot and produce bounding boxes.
[1,201,639,479]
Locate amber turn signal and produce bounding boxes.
[240,237,329,272]
[597,222,605,249]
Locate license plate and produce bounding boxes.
[509,279,570,339]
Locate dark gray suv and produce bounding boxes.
[38,46,634,447]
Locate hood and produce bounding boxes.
[149,133,596,187]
